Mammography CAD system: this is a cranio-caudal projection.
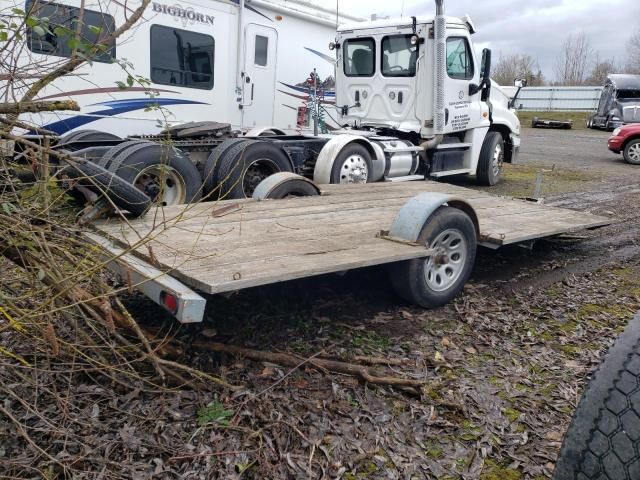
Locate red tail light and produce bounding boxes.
[160,291,178,314]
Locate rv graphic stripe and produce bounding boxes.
[41,98,207,135]
[37,87,179,101]
[304,47,335,65]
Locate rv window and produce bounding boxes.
[254,35,268,67]
[344,38,375,77]
[26,1,115,62]
[382,35,417,77]
[446,37,474,80]
[150,25,214,90]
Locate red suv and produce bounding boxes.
[608,124,640,164]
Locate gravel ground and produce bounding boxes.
[2,127,639,479]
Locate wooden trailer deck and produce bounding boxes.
[93,181,611,295]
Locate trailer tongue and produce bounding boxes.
[88,179,610,323]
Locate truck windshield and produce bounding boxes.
[344,38,375,77]
[382,35,417,77]
[617,90,640,100]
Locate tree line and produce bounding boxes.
[492,30,640,87]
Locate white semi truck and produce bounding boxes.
[13,0,523,205]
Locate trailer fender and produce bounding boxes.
[253,172,320,200]
[389,193,479,242]
[313,135,384,184]
[244,126,287,137]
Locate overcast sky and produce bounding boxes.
[316,0,640,81]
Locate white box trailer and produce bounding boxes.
[1,0,358,135]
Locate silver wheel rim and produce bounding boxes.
[134,165,186,206]
[628,143,640,162]
[339,154,368,184]
[424,228,468,292]
[492,143,504,178]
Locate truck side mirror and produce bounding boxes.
[514,78,528,88]
[481,48,492,82]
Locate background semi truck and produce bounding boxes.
[7,0,522,206]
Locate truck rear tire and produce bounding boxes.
[60,159,151,217]
[330,144,373,184]
[202,138,248,197]
[623,139,640,165]
[216,140,293,199]
[389,206,476,308]
[108,143,203,205]
[97,140,153,169]
[56,130,121,151]
[476,132,504,186]
[553,312,640,480]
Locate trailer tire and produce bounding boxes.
[330,144,373,184]
[253,172,320,200]
[389,206,476,308]
[553,312,640,480]
[217,140,293,199]
[202,138,248,197]
[476,132,504,186]
[97,140,153,169]
[623,139,640,165]
[109,143,203,205]
[61,160,151,217]
[56,130,121,151]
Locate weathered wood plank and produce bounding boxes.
[93,181,611,293]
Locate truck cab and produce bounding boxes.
[331,10,520,184]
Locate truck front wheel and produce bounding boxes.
[330,144,373,184]
[476,131,504,186]
[389,206,477,308]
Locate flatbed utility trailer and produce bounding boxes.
[87,177,610,323]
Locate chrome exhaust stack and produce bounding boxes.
[433,0,446,136]
[421,0,446,151]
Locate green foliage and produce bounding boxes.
[196,401,234,427]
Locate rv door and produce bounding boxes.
[242,24,278,128]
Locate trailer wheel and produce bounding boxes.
[60,160,151,217]
[109,143,203,205]
[202,138,247,197]
[253,172,320,200]
[476,132,504,186]
[56,130,121,151]
[623,139,640,165]
[552,312,640,480]
[389,206,476,308]
[217,140,293,199]
[97,139,153,169]
[330,144,372,184]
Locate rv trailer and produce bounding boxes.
[1,0,360,136]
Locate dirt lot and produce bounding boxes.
[118,127,639,479]
[3,127,639,479]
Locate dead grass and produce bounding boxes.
[464,163,599,199]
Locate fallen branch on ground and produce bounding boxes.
[192,341,426,389]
